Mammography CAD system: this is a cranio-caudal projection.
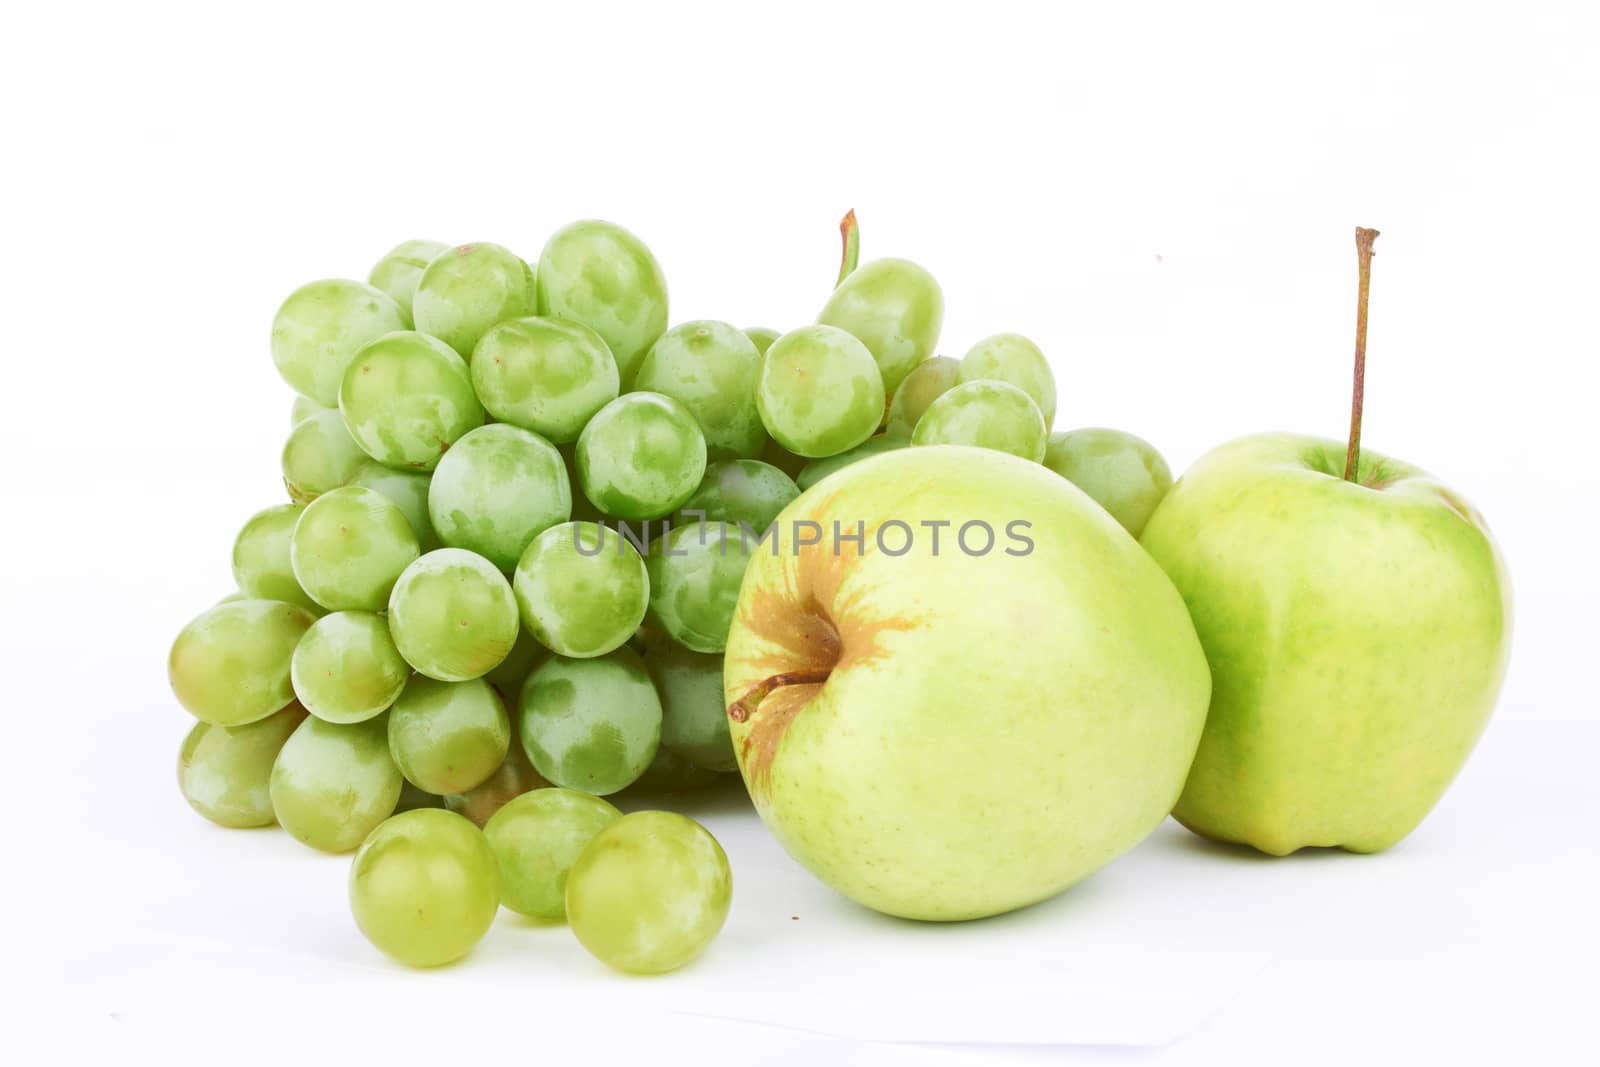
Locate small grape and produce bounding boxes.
[536,220,668,386]
[513,522,648,659]
[271,279,406,406]
[576,392,706,521]
[350,462,440,551]
[170,599,316,725]
[231,504,317,610]
[519,649,661,795]
[817,258,944,395]
[339,331,485,472]
[796,431,909,491]
[368,239,449,325]
[281,408,368,504]
[270,714,402,853]
[911,379,1048,461]
[756,325,885,458]
[387,676,511,795]
[427,424,570,573]
[743,326,780,356]
[387,549,519,682]
[645,523,750,654]
[444,727,550,827]
[885,355,960,437]
[412,242,536,358]
[644,642,735,771]
[470,316,619,444]
[1043,428,1174,537]
[633,320,765,459]
[678,460,799,535]
[289,486,420,612]
[960,333,1057,428]
[484,788,621,921]
[177,703,307,828]
[290,394,330,427]
[291,611,410,723]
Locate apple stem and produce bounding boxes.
[1343,227,1380,483]
[727,668,833,723]
[835,209,860,287]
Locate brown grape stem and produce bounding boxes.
[836,209,860,287]
[727,668,832,723]
[1344,227,1380,483]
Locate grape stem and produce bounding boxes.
[836,209,860,287]
[727,668,832,723]
[1343,227,1380,483]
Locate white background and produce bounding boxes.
[3,1,1597,1063]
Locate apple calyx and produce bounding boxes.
[1343,227,1380,483]
[727,668,833,723]
[836,209,860,287]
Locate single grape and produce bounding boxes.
[484,788,621,921]
[1043,428,1174,537]
[339,331,485,472]
[349,809,499,968]
[282,408,368,504]
[512,522,648,659]
[427,424,570,573]
[231,504,317,610]
[412,242,536,357]
[290,394,330,427]
[678,460,799,535]
[386,676,511,795]
[350,462,440,551]
[885,355,960,437]
[911,379,1048,461]
[535,220,668,386]
[756,325,885,458]
[170,599,316,725]
[177,703,307,828]
[482,625,550,699]
[645,522,749,654]
[565,811,732,975]
[625,745,725,795]
[387,549,519,681]
[644,642,734,771]
[519,649,661,795]
[743,326,780,355]
[270,714,402,853]
[960,333,1057,428]
[393,781,446,813]
[368,239,449,326]
[817,257,944,395]
[470,316,619,444]
[633,320,765,459]
[575,392,706,521]
[444,727,550,827]
[291,611,410,723]
[289,486,420,612]
[796,431,909,491]
[271,279,407,405]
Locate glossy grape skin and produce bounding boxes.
[289,486,420,612]
[177,703,307,828]
[412,242,536,358]
[519,649,661,795]
[290,394,330,427]
[796,431,910,491]
[565,811,732,975]
[535,220,668,386]
[644,643,734,771]
[911,379,1048,462]
[756,325,885,458]
[170,599,316,725]
[484,788,621,921]
[282,408,368,504]
[427,424,571,573]
[513,522,648,658]
[349,809,499,968]
[339,331,485,472]
[231,505,316,610]
[960,333,1057,429]
[387,549,519,681]
[678,460,798,535]
[290,611,409,724]
[444,729,550,827]
[885,355,960,437]
[482,626,550,698]
[271,279,407,405]
[817,258,944,395]
[387,676,511,795]
[368,239,449,326]
[270,714,403,853]
[633,321,765,459]
[1043,428,1174,537]
[644,523,750,654]
[350,463,440,551]
[470,316,619,444]
[743,327,780,356]
[575,392,706,521]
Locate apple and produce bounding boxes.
[722,445,1211,920]
[1139,229,1512,855]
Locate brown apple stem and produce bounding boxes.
[1343,227,1380,482]
[728,668,832,723]
[835,209,860,287]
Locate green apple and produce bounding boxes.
[722,445,1211,920]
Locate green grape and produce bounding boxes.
[427,424,570,572]
[445,729,550,827]
[1043,428,1174,537]
[743,326,780,355]
[291,611,410,723]
[387,549,519,681]
[282,408,368,504]
[960,333,1057,428]
[393,780,446,813]
[644,523,749,654]
[231,504,317,610]
[575,392,706,521]
[817,257,944,395]
[349,809,499,968]
[350,462,440,551]
[536,219,668,386]
[519,649,661,795]
[388,676,510,794]
[290,394,330,427]
[482,625,550,698]
[678,460,799,535]
[513,522,648,659]
[796,431,909,491]
[911,379,1048,462]
[270,714,402,853]
[885,355,960,437]
[170,599,316,725]
[290,486,420,612]
[368,239,449,326]
[756,325,885,458]
[625,745,724,795]
[470,316,619,444]
[271,279,407,406]
[644,643,735,771]
[565,811,732,975]
[177,703,307,828]
[412,242,537,357]
[339,331,485,472]
[633,320,765,459]
[484,788,621,921]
